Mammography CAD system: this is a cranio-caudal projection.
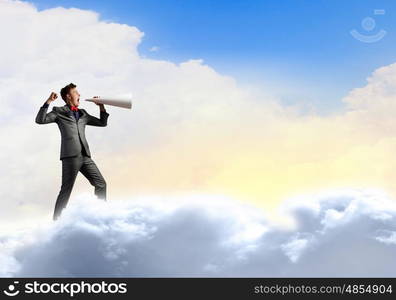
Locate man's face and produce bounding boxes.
[67,87,80,107]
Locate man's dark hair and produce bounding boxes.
[60,83,77,103]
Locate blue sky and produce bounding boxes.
[32,0,396,114]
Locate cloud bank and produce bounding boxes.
[1,189,396,277]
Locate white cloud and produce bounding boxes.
[1,188,396,277]
[375,230,396,245]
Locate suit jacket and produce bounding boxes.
[35,104,109,160]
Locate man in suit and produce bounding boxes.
[35,83,110,221]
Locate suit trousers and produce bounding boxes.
[53,152,107,220]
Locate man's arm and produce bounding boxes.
[86,109,109,127]
[35,92,58,124]
[35,100,58,124]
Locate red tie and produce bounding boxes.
[71,106,79,112]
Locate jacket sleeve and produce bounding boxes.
[86,110,109,127]
[35,103,58,124]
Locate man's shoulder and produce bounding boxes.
[53,106,66,112]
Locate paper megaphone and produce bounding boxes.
[84,97,132,109]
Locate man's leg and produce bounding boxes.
[53,155,82,220]
[80,156,107,201]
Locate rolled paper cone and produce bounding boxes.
[84,97,132,109]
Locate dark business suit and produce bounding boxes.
[35,102,110,220]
